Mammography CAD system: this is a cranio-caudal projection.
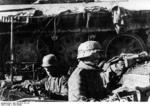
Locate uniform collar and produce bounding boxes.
[78,61,100,70]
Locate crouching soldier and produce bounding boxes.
[29,54,68,100]
[68,41,126,102]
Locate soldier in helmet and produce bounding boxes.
[29,54,68,100]
[68,41,126,101]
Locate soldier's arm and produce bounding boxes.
[33,77,48,85]
[26,78,48,94]
[50,76,68,100]
[60,76,68,96]
[101,61,126,90]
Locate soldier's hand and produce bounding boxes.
[113,60,126,76]
[116,60,125,70]
[28,84,35,93]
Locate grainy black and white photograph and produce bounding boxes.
[0,0,150,104]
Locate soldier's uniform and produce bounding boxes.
[34,75,68,100]
[68,41,124,101]
[31,54,68,100]
[68,61,110,101]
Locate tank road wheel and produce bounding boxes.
[54,33,87,66]
[105,34,147,59]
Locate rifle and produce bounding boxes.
[101,51,150,76]
[107,51,149,68]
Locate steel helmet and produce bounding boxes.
[42,54,57,67]
[77,41,103,59]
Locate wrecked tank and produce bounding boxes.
[0,1,150,80]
